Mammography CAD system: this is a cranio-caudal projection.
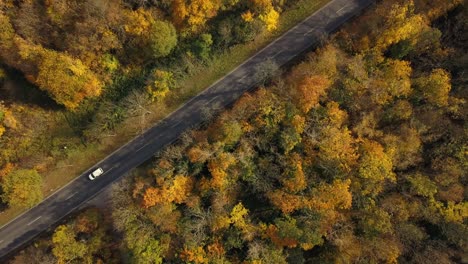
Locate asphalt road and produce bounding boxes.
[0,0,373,259]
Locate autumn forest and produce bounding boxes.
[0,0,306,210]
[1,0,467,263]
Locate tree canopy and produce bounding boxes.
[4,0,467,263]
[1,169,43,208]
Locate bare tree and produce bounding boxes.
[254,58,280,85]
[123,90,152,134]
[200,100,222,123]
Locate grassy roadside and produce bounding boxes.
[0,0,330,227]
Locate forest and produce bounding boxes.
[4,0,468,263]
[0,0,324,218]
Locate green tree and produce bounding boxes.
[149,20,178,58]
[279,127,302,154]
[208,119,243,147]
[124,222,166,264]
[131,236,164,264]
[406,173,438,198]
[52,225,87,264]
[1,169,43,208]
[192,33,213,60]
[414,68,451,107]
[357,207,393,237]
[0,13,15,51]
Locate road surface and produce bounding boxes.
[0,0,373,259]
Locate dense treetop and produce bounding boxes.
[109,1,466,263]
[5,0,468,263]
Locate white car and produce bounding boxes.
[88,167,104,180]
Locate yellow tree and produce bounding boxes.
[268,190,303,214]
[291,75,331,113]
[172,0,221,33]
[146,69,175,101]
[124,8,152,37]
[124,9,177,59]
[1,12,103,110]
[287,45,340,88]
[281,153,307,193]
[259,8,279,31]
[168,175,194,204]
[370,59,412,106]
[207,152,236,191]
[142,187,163,208]
[375,1,428,51]
[36,49,102,110]
[318,126,358,173]
[406,173,437,199]
[0,102,18,138]
[384,125,422,170]
[180,246,209,263]
[248,0,279,31]
[230,202,255,240]
[230,203,249,229]
[356,139,396,197]
[315,103,359,173]
[324,101,348,127]
[142,175,194,208]
[306,179,353,213]
[171,0,189,27]
[0,163,14,180]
